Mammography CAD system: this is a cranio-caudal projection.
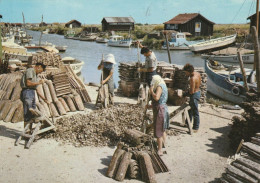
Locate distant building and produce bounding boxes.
[247,12,260,35]
[39,22,48,27]
[164,13,215,36]
[101,17,135,32]
[65,20,81,28]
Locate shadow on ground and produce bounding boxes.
[98,156,112,176]
[206,126,234,158]
[0,125,21,140]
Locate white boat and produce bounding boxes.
[201,53,254,64]
[205,60,256,104]
[55,45,67,52]
[107,35,132,47]
[96,37,108,43]
[43,29,50,34]
[189,34,237,53]
[2,41,33,62]
[162,32,204,50]
[62,57,84,74]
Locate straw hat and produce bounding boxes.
[104,54,116,64]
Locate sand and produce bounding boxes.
[0,86,243,183]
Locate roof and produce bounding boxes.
[65,19,81,25]
[164,13,215,25]
[102,17,135,23]
[247,12,260,19]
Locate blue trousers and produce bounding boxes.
[146,70,157,87]
[187,91,201,130]
[21,89,36,122]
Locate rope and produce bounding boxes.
[230,0,248,24]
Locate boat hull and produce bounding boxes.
[205,61,246,104]
[189,34,237,53]
[201,54,254,64]
[161,46,189,50]
[107,40,132,47]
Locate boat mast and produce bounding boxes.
[39,15,43,46]
[22,12,28,45]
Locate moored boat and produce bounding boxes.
[55,45,67,52]
[162,32,204,50]
[201,53,254,64]
[107,35,132,47]
[189,34,237,53]
[62,57,84,74]
[205,60,256,104]
[96,37,108,43]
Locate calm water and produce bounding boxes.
[28,30,204,86]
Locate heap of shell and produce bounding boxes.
[44,104,179,147]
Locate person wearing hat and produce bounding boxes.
[98,54,116,104]
[136,41,157,86]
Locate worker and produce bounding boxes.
[20,63,48,128]
[136,41,157,86]
[183,63,201,133]
[147,75,169,156]
[97,54,116,104]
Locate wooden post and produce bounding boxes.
[237,51,249,92]
[257,0,259,36]
[251,26,260,92]
[164,31,172,64]
[0,16,2,68]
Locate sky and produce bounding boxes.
[0,0,258,24]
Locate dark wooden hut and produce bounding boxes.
[164,13,214,36]
[65,20,81,28]
[247,12,260,35]
[101,17,135,32]
[39,22,48,27]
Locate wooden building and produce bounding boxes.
[101,17,135,32]
[65,20,81,28]
[39,22,48,27]
[164,13,214,36]
[247,12,260,35]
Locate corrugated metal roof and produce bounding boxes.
[164,13,214,25]
[103,17,135,23]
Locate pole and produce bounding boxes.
[0,16,2,68]
[251,26,260,92]
[257,0,259,36]
[39,15,43,46]
[237,51,249,92]
[164,31,172,64]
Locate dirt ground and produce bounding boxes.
[0,86,243,183]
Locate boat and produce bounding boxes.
[205,60,256,104]
[2,41,33,62]
[64,29,76,39]
[55,45,67,52]
[96,37,108,43]
[107,35,132,47]
[43,29,50,34]
[62,57,84,74]
[189,34,237,53]
[162,32,204,50]
[80,34,97,41]
[201,53,254,64]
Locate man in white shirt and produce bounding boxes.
[137,41,157,86]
